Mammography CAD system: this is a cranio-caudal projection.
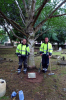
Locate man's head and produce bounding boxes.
[22,39,26,45]
[44,37,49,43]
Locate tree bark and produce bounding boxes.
[28,44,35,67]
[27,30,35,67]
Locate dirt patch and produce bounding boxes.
[24,72,43,83]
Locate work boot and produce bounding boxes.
[44,68,47,73]
[23,68,27,74]
[17,69,21,75]
[43,68,47,73]
[42,68,45,73]
[43,68,45,71]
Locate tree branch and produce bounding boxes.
[4,19,22,40]
[4,19,23,40]
[10,19,25,31]
[27,0,32,10]
[0,10,28,37]
[3,25,11,40]
[15,0,25,26]
[35,6,41,14]
[49,13,66,18]
[30,0,36,18]
[35,27,52,40]
[32,0,50,26]
[35,0,66,33]
[48,0,66,17]
[35,0,43,14]
[35,18,49,33]
[9,27,23,40]
[0,14,3,18]
[22,0,27,13]
[6,24,23,40]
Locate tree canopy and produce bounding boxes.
[0,0,66,39]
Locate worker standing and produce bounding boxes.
[40,37,53,73]
[16,39,30,74]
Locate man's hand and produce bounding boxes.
[18,55,21,58]
[40,54,42,56]
[49,56,51,58]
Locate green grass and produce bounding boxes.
[0,96,9,100]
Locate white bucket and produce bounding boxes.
[0,79,6,97]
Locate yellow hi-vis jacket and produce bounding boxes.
[16,43,30,56]
[40,42,53,56]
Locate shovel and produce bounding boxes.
[38,57,42,73]
[13,97,16,100]
[48,58,54,75]
[38,53,45,73]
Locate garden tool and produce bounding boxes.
[13,97,16,100]
[38,53,44,73]
[38,59,42,73]
[48,58,54,75]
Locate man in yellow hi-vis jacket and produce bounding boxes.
[40,37,53,73]
[16,39,30,74]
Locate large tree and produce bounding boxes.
[0,0,66,67]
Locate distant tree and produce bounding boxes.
[55,27,66,47]
[0,29,8,44]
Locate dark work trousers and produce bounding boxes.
[42,54,49,69]
[18,56,27,70]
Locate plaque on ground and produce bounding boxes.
[28,72,36,78]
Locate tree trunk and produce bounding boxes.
[27,31,35,67]
[28,45,35,67]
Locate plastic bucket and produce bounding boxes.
[0,79,6,97]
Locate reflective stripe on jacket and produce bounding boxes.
[40,42,53,55]
[16,44,30,56]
